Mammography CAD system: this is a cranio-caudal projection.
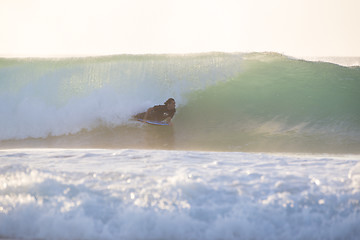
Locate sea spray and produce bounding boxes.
[0,53,243,139]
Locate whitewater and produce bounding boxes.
[1,52,360,239]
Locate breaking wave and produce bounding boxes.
[1,53,359,153]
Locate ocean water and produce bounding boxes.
[1,52,360,239]
[1,52,359,153]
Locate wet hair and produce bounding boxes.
[164,98,175,105]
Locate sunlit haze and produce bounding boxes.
[1,0,359,57]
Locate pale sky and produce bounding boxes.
[1,0,359,57]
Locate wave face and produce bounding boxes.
[1,53,359,153]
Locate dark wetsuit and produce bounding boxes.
[135,105,176,122]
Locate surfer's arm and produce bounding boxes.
[163,117,173,126]
[163,110,175,125]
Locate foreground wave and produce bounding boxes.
[0,148,360,240]
[1,53,359,153]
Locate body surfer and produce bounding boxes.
[134,98,176,125]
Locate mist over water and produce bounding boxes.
[1,53,359,153]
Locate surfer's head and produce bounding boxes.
[165,98,176,110]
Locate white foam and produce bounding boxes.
[0,149,359,239]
